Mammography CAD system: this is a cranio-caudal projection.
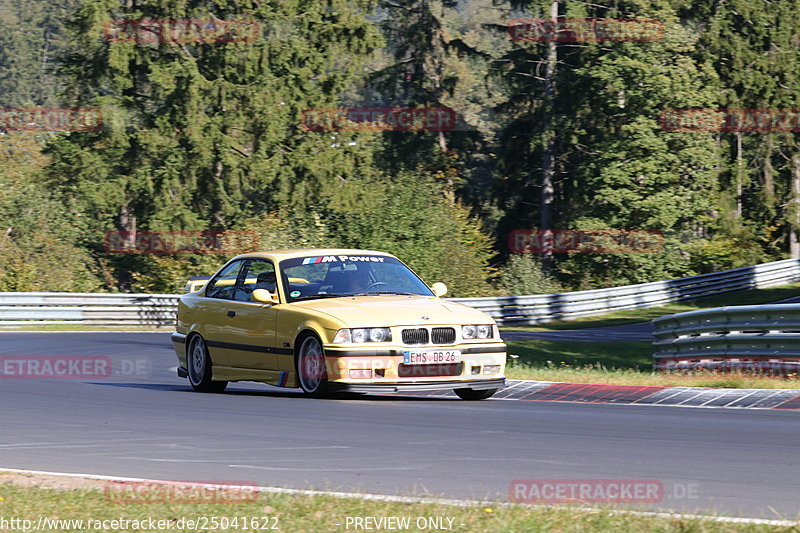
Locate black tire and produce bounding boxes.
[187,334,228,393]
[295,333,330,397]
[454,388,497,400]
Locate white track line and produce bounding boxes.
[1,467,797,527]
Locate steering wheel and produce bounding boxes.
[364,281,390,291]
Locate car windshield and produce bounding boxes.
[279,254,434,302]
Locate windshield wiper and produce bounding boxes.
[292,293,354,301]
[353,290,414,296]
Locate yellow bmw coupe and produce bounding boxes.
[172,249,506,399]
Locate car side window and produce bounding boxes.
[205,260,245,300]
[235,260,277,302]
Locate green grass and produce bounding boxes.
[507,340,653,369]
[502,282,800,332]
[504,340,800,388]
[0,478,795,532]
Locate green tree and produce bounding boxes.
[0,133,101,291]
[494,0,722,287]
[368,0,489,197]
[684,0,800,260]
[0,0,80,107]
[47,0,383,289]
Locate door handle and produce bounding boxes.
[227,310,236,317]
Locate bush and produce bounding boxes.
[496,254,562,296]
[322,171,496,297]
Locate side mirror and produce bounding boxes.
[251,289,279,304]
[431,282,447,297]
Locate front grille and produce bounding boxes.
[402,328,429,345]
[398,363,463,378]
[431,327,456,344]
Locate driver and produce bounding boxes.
[342,264,369,293]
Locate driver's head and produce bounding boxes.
[339,264,369,293]
[256,271,276,291]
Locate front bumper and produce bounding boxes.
[326,377,506,394]
[323,343,506,383]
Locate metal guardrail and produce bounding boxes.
[0,293,179,326]
[652,305,800,372]
[451,258,800,325]
[2,258,800,327]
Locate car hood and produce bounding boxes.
[292,295,492,327]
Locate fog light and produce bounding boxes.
[471,366,481,375]
[483,365,501,375]
[374,369,385,377]
[349,369,372,379]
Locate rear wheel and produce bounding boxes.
[187,335,228,393]
[296,334,329,397]
[454,388,497,400]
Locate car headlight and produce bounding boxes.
[462,324,494,339]
[333,328,392,343]
[477,324,493,338]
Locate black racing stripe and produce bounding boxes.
[325,349,402,357]
[206,340,293,355]
[171,333,187,344]
[461,345,506,354]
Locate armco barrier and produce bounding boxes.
[451,258,800,325]
[652,305,800,371]
[0,293,179,326]
[2,258,800,327]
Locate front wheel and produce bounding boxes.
[454,388,497,400]
[187,335,228,393]
[296,334,329,397]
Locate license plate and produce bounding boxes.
[403,350,461,365]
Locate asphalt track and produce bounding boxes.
[1,332,799,521]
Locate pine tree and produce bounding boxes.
[368,0,484,195]
[0,0,80,106]
[689,0,800,259]
[46,0,382,288]
[494,0,722,286]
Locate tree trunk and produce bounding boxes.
[539,0,558,272]
[790,153,800,258]
[735,132,743,217]
[763,134,775,217]
[117,201,137,250]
